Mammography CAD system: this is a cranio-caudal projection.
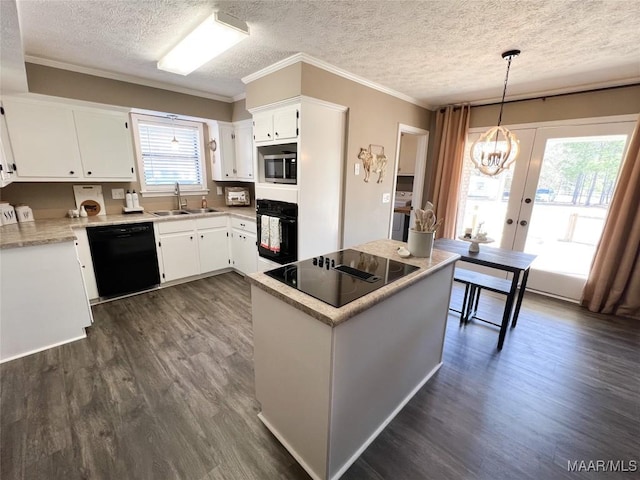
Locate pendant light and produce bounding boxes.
[470,49,521,176]
[168,114,179,150]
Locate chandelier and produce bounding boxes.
[470,49,521,176]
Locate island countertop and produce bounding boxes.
[0,206,256,249]
[247,239,460,327]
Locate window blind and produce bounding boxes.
[137,121,203,186]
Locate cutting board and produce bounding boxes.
[73,185,106,216]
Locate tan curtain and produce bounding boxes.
[582,114,640,320]
[429,104,470,239]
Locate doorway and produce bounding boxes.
[457,117,636,301]
[389,124,429,240]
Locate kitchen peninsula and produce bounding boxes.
[248,240,459,480]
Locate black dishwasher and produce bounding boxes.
[87,222,160,298]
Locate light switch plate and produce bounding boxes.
[216,186,223,195]
[354,163,360,175]
[382,193,391,203]
[111,188,125,200]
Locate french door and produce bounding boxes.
[458,119,635,301]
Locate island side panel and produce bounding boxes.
[327,264,454,478]
[0,241,91,362]
[251,286,333,480]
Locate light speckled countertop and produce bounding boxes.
[247,239,460,327]
[0,206,256,249]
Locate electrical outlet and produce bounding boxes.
[354,163,360,175]
[111,188,125,199]
[382,193,391,204]
[216,186,223,195]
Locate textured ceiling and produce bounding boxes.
[14,0,640,106]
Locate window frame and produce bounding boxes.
[130,113,209,197]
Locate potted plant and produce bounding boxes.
[407,202,442,258]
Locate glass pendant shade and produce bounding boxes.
[470,126,519,176]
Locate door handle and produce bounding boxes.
[506,219,513,225]
[520,220,528,226]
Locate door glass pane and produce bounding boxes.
[457,136,513,243]
[524,135,628,277]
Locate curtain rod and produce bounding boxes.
[440,83,640,112]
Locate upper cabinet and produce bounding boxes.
[2,97,136,182]
[0,106,17,187]
[210,119,254,182]
[253,105,298,144]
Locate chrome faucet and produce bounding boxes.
[175,182,187,210]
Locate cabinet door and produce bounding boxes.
[273,107,298,141]
[0,111,16,187]
[234,120,254,180]
[241,232,258,274]
[231,229,257,275]
[198,228,229,273]
[73,110,135,179]
[159,232,200,282]
[3,99,82,178]
[74,228,99,301]
[253,112,273,142]
[218,123,237,179]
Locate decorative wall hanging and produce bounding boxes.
[358,144,388,183]
[470,49,521,176]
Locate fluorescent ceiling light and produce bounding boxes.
[157,12,249,76]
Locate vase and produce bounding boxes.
[407,229,435,258]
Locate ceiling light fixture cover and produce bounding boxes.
[470,50,521,176]
[157,11,249,76]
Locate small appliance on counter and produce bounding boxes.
[225,187,251,206]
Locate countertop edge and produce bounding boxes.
[0,207,256,249]
[247,243,460,327]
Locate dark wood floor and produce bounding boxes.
[2,273,639,480]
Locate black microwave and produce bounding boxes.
[264,153,297,184]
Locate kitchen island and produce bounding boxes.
[247,239,459,480]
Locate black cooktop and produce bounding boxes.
[264,249,419,308]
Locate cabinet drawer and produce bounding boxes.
[231,216,256,234]
[196,216,228,230]
[157,219,196,234]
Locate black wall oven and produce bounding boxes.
[256,199,298,265]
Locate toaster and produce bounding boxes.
[225,187,250,206]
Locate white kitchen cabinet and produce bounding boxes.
[230,217,257,275]
[73,228,99,301]
[3,98,83,179]
[157,219,200,282]
[73,109,136,179]
[0,106,17,187]
[253,105,298,143]
[211,119,254,182]
[196,216,229,273]
[3,96,135,182]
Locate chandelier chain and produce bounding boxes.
[497,55,514,127]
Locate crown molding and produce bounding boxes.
[232,92,246,102]
[24,55,235,103]
[242,52,432,110]
[466,77,640,107]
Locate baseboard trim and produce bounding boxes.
[0,332,86,364]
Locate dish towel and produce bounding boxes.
[260,215,271,249]
[269,216,281,253]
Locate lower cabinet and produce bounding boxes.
[74,228,99,300]
[157,216,233,283]
[197,217,230,273]
[230,216,257,275]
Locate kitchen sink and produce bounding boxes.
[152,210,191,216]
[184,208,219,214]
